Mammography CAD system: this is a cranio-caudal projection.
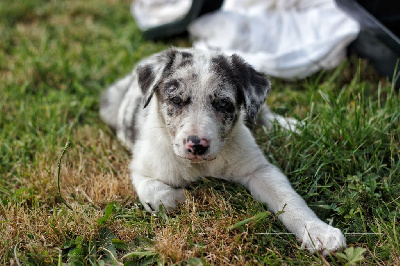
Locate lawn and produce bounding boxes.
[1,0,399,264]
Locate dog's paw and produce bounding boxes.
[300,221,346,256]
[143,187,185,213]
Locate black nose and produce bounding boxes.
[186,135,209,156]
[187,135,201,145]
[191,144,208,155]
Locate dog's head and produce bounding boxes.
[136,48,270,162]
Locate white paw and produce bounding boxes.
[300,221,346,256]
[142,187,185,213]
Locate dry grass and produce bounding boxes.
[1,203,102,261]
[155,188,250,264]
[57,126,134,207]
[13,126,133,207]
[0,125,135,262]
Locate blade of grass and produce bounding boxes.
[228,211,271,230]
[57,141,73,210]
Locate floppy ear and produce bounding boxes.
[231,54,271,124]
[136,48,178,108]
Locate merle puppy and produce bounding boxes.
[100,48,346,255]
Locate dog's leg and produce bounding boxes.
[132,172,186,213]
[240,164,346,255]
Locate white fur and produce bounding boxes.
[100,48,346,255]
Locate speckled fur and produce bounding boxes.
[100,48,346,255]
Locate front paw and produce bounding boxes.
[300,221,346,256]
[142,187,185,213]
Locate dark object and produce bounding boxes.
[142,0,224,40]
[336,0,400,84]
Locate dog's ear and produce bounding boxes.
[136,48,178,108]
[231,54,271,124]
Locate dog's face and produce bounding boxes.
[137,49,270,162]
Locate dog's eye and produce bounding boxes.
[170,96,183,106]
[217,100,229,108]
[215,99,233,111]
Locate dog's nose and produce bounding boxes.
[185,135,209,156]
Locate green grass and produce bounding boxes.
[1,0,399,264]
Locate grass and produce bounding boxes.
[0,0,399,264]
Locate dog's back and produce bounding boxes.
[100,74,134,130]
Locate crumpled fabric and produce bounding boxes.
[132,0,191,30]
[131,0,360,79]
[188,0,360,79]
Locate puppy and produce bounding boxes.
[100,48,346,255]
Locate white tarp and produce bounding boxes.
[132,0,192,30]
[132,0,360,79]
